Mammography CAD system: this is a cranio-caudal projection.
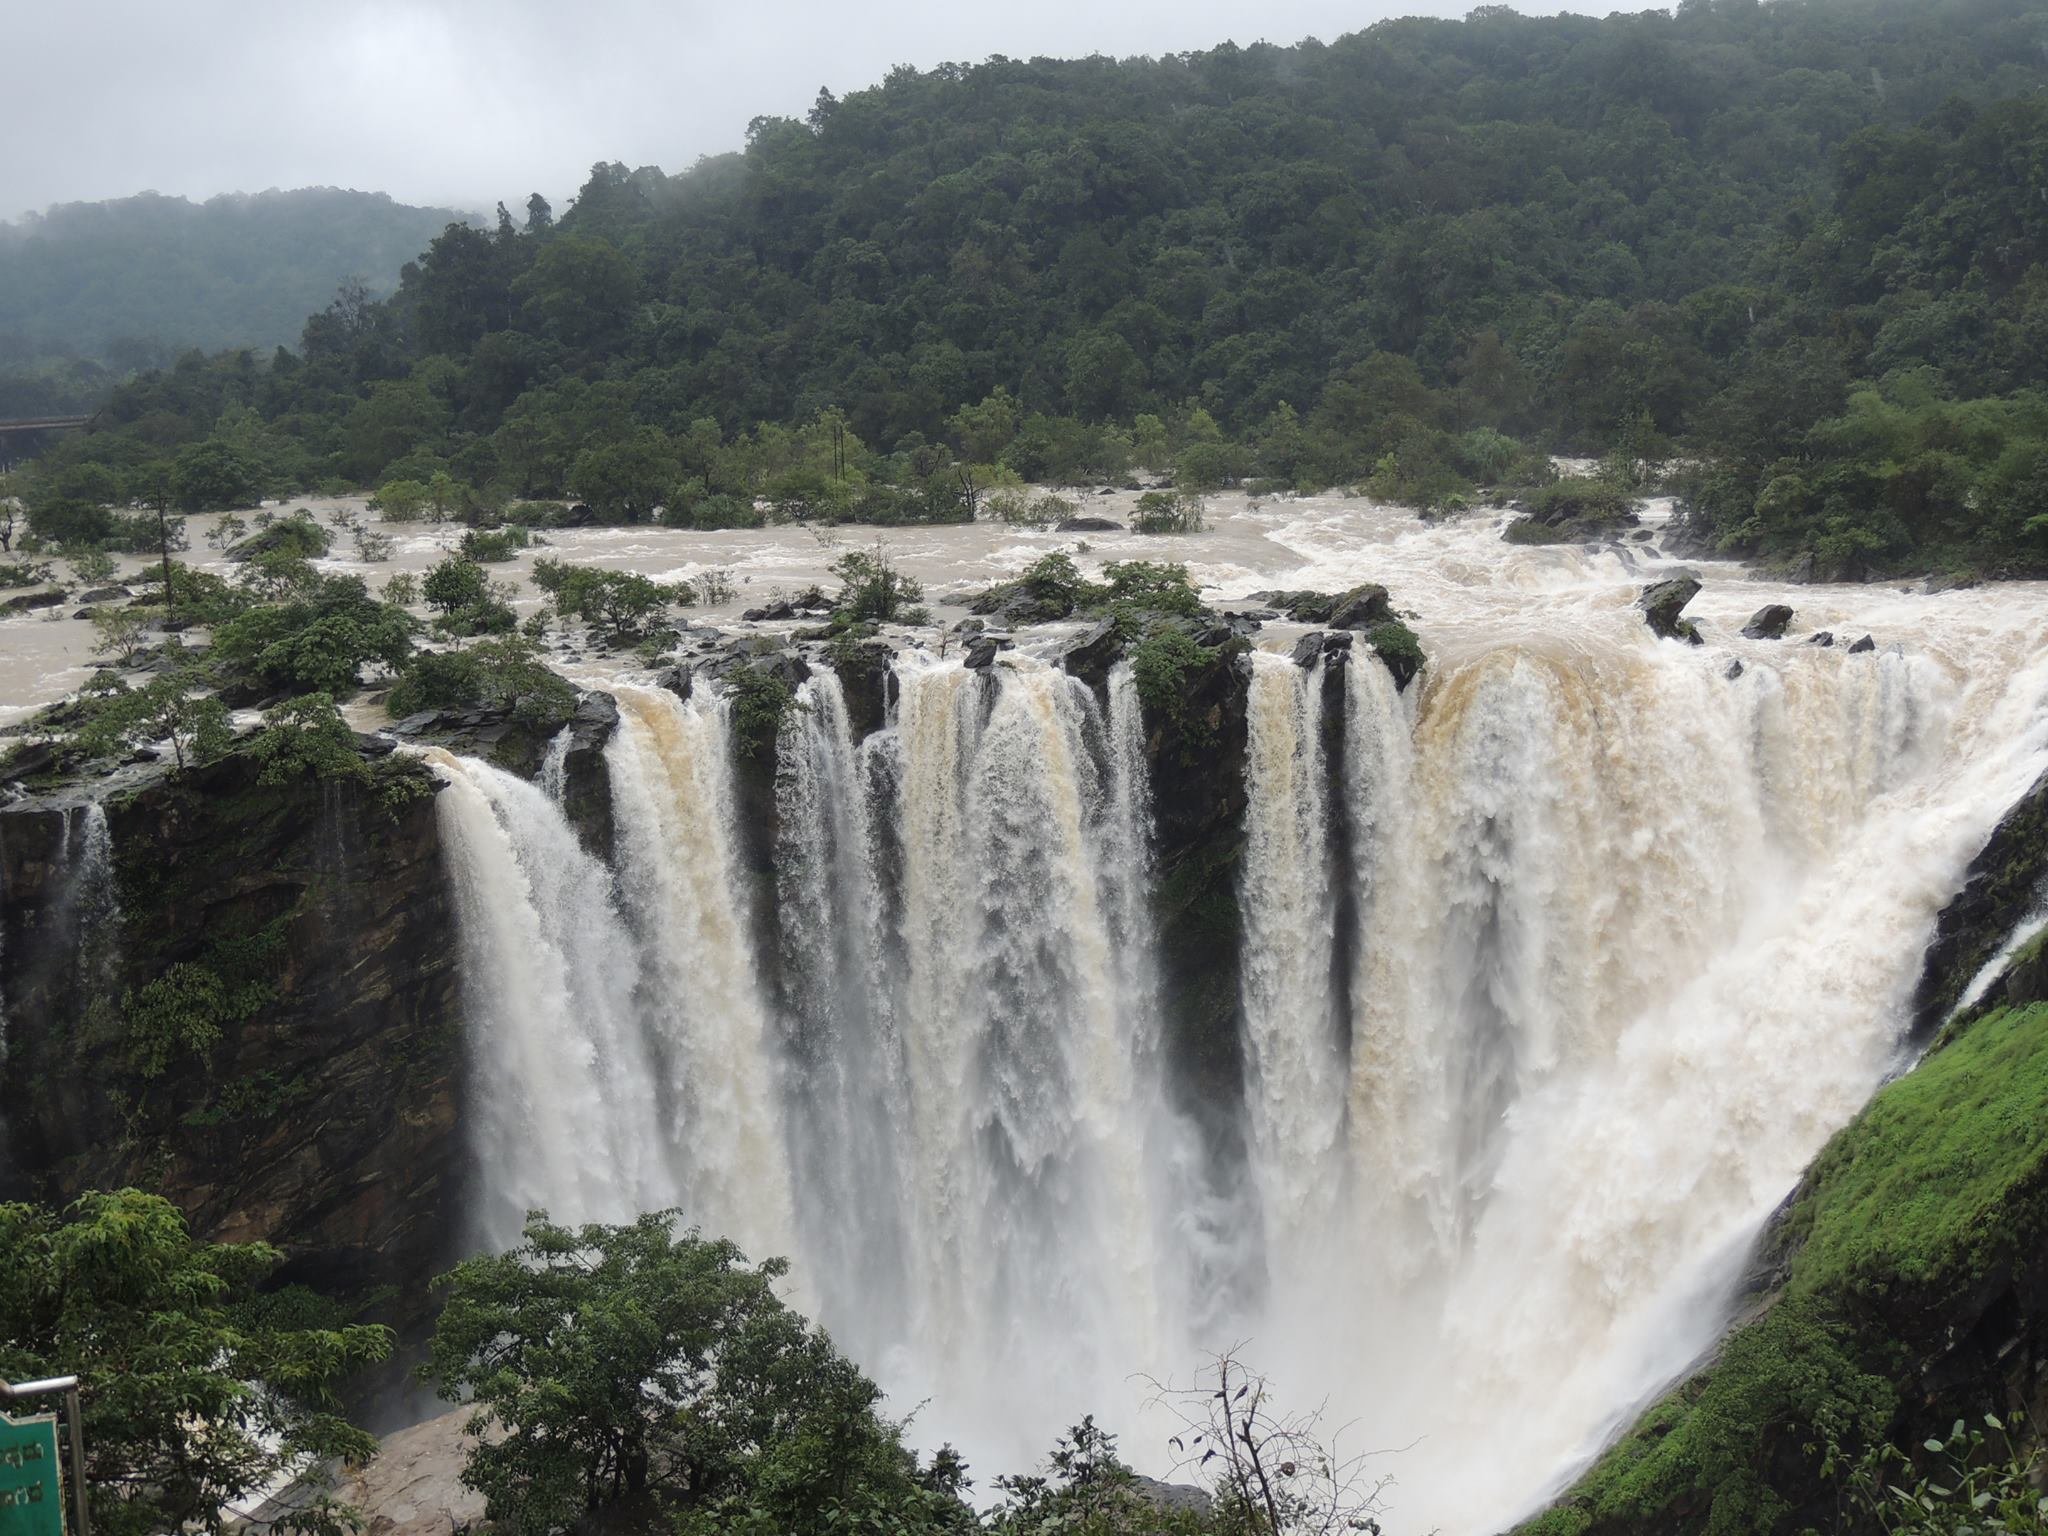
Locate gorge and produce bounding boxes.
[5,497,2043,1534]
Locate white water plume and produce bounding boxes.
[605,683,796,1268]
[427,748,666,1246]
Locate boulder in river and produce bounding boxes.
[1848,634,1876,654]
[1741,604,1795,640]
[1638,577,1704,644]
[1057,516,1123,533]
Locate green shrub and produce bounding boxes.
[458,525,533,563]
[1133,488,1207,534]
[386,638,577,727]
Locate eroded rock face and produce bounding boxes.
[1638,577,1704,644]
[0,750,464,1339]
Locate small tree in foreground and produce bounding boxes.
[0,1190,391,1536]
[426,1210,973,1536]
[1147,1351,1398,1535]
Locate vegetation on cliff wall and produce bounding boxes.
[1523,999,2048,1536]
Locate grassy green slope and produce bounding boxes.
[1522,1000,2048,1536]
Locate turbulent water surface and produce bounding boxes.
[40,493,2042,1533]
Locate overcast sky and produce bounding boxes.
[8,0,1611,222]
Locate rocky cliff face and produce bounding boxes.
[1911,762,2048,1032]
[0,749,464,1334]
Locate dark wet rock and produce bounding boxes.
[1057,516,1123,533]
[823,638,895,741]
[1848,634,1876,654]
[970,584,1073,624]
[79,586,130,603]
[953,617,986,634]
[1786,551,1818,584]
[1291,631,1329,668]
[1,590,67,614]
[1924,572,1979,595]
[1911,764,2048,1033]
[1253,585,1391,630]
[1,741,62,782]
[963,633,1013,670]
[1058,619,1124,695]
[1725,658,1745,680]
[1809,631,1835,647]
[1742,604,1795,640]
[743,598,798,621]
[0,748,461,1357]
[1628,527,1655,542]
[1638,578,1704,644]
[1327,585,1394,630]
[1223,612,1263,637]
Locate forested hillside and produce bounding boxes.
[18,0,2048,576]
[0,188,473,386]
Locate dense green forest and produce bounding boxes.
[0,189,472,407]
[14,0,2048,576]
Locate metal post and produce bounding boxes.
[61,1386,87,1536]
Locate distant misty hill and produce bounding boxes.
[0,187,475,367]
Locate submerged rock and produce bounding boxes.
[1,590,66,614]
[1057,515,1123,532]
[1638,577,1704,644]
[1741,604,1795,640]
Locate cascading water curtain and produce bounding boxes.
[429,618,2048,1533]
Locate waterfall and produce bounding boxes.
[773,670,910,1358]
[871,653,1175,1442]
[1236,651,1346,1277]
[426,571,2048,1534]
[605,684,796,1269]
[428,750,666,1246]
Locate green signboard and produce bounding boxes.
[0,1413,63,1536]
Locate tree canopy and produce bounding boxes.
[14,0,2048,574]
[0,1190,390,1536]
